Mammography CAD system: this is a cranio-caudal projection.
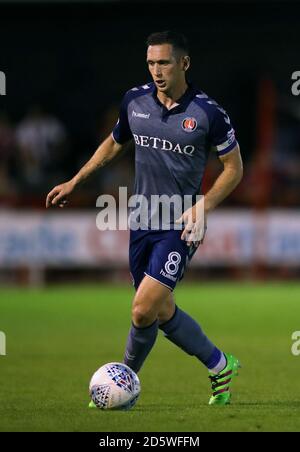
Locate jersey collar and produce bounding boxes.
[151,81,197,117]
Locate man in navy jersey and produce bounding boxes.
[46,31,243,406]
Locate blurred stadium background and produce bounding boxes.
[0,0,299,286]
[1,0,300,433]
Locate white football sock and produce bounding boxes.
[208,353,227,374]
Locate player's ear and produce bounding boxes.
[182,56,190,72]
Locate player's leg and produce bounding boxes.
[131,229,223,372]
[124,274,171,373]
[150,231,222,369]
[158,294,240,406]
[125,229,240,404]
[159,300,225,367]
[157,292,176,324]
[158,291,225,371]
[156,233,240,405]
[158,295,230,395]
[132,274,172,327]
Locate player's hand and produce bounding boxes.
[175,200,207,247]
[46,180,76,208]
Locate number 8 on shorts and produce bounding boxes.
[165,252,182,276]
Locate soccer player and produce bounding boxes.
[46,31,243,406]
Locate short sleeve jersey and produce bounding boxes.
[112,82,238,227]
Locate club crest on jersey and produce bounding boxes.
[182,117,197,133]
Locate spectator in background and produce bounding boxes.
[272,120,300,206]
[0,111,17,200]
[15,106,69,193]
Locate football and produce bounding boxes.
[89,362,141,410]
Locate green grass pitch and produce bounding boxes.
[1,282,300,432]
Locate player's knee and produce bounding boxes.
[132,304,157,328]
[158,304,175,324]
[158,294,175,324]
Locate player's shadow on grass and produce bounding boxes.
[134,403,213,411]
[235,401,300,408]
[135,401,300,411]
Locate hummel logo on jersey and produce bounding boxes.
[132,110,150,119]
[133,134,195,156]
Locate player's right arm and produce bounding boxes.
[46,134,124,208]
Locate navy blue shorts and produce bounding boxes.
[129,229,199,291]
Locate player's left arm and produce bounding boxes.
[178,105,243,245]
[178,144,243,245]
[204,143,243,213]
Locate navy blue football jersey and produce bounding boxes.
[112,82,238,228]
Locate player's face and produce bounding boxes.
[147,44,188,93]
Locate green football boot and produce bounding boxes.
[88,400,97,408]
[208,353,241,406]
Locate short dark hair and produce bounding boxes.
[146,31,189,56]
